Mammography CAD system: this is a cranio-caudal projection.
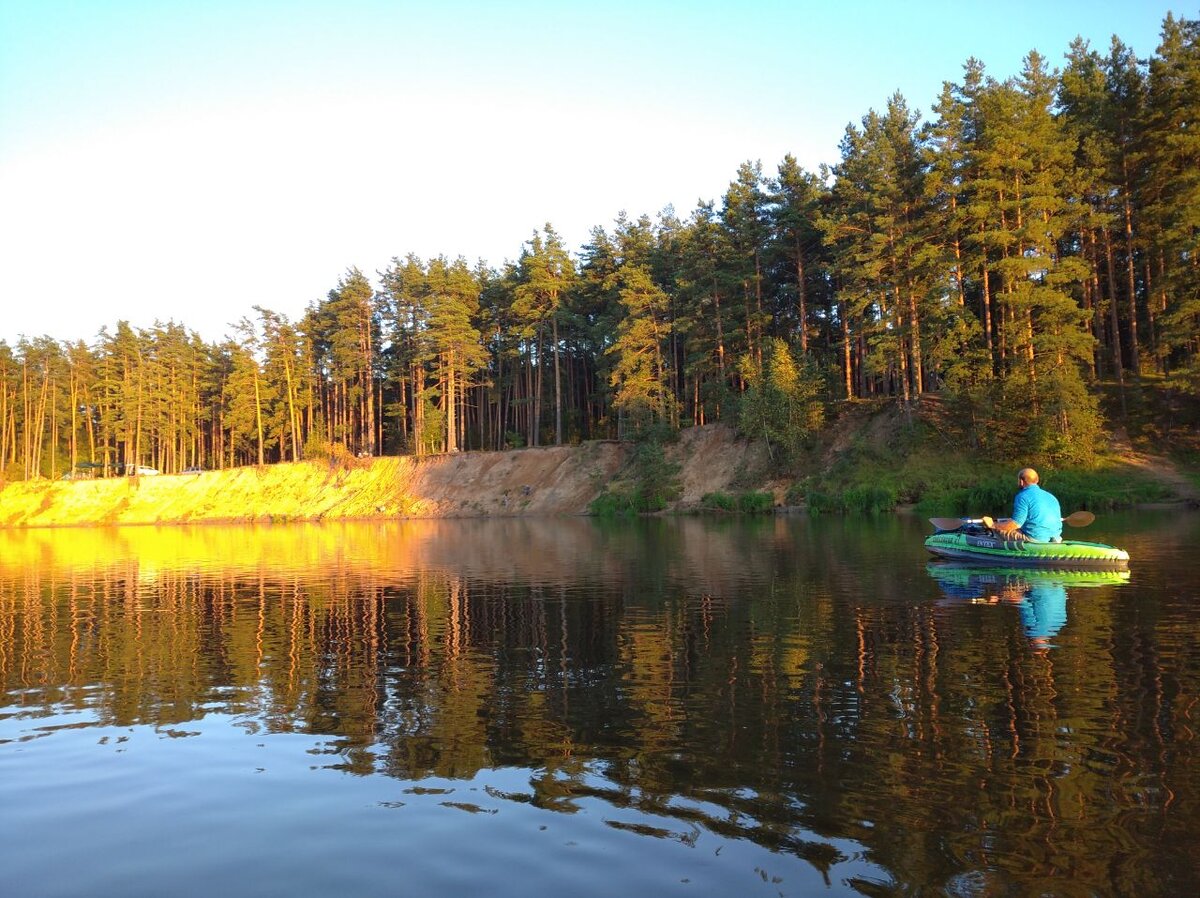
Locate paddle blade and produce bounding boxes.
[1065,510,1095,527]
[929,517,968,531]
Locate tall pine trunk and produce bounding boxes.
[1103,228,1126,387]
[795,245,808,354]
[552,315,562,446]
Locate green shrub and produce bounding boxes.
[806,490,843,514]
[633,485,671,513]
[736,338,825,469]
[963,478,1013,514]
[588,491,638,517]
[914,465,1174,517]
[784,481,807,505]
[842,484,897,514]
[805,484,896,515]
[737,491,775,514]
[629,433,681,511]
[1045,469,1171,509]
[701,491,736,512]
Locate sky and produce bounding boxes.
[0,0,1186,345]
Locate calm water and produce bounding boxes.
[1,512,1197,897]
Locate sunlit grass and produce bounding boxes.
[795,427,1175,516]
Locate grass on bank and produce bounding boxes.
[588,426,683,517]
[699,490,774,514]
[787,399,1178,515]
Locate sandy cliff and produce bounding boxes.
[0,425,768,527]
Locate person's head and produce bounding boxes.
[1018,467,1039,488]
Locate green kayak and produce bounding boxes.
[925,524,1130,569]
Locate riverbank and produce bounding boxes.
[1,406,1195,528]
[0,425,769,527]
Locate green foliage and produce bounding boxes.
[807,484,898,515]
[736,491,774,514]
[590,428,682,516]
[999,367,1105,466]
[608,263,677,433]
[941,360,1105,465]
[629,436,681,511]
[915,465,1173,516]
[737,337,824,467]
[588,491,639,517]
[699,490,773,514]
[701,491,736,512]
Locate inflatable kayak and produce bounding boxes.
[925,522,1130,569]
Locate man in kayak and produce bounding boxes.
[981,467,1063,542]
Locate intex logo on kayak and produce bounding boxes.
[966,536,1014,550]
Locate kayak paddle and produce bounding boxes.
[928,510,1095,531]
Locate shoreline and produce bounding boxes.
[2,422,1195,530]
[2,496,1195,532]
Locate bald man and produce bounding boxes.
[981,467,1063,542]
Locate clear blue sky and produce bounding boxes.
[0,0,1184,344]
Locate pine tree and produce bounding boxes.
[226,319,273,466]
[1059,36,1125,386]
[574,226,625,436]
[307,268,379,455]
[971,53,1101,458]
[256,307,307,462]
[769,156,826,355]
[379,254,434,453]
[1104,37,1150,373]
[823,94,929,399]
[1141,14,1200,383]
[922,76,990,402]
[425,257,487,453]
[675,201,735,423]
[608,263,676,434]
[722,161,771,365]
[514,225,576,445]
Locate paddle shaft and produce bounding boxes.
[929,510,1095,531]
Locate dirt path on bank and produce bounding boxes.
[1115,450,1200,504]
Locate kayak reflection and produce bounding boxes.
[926,563,1131,649]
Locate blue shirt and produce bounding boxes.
[1011,483,1063,542]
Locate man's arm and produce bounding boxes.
[993,491,1030,535]
[1011,490,1031,527]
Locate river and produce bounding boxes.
[1,512,1197,896]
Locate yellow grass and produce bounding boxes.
[0,445,628,528]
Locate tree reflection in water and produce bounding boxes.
[1,516,1197,895]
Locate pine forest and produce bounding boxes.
[2,17,1198,482]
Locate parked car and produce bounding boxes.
[181,466,205,474]
[134,466,159,476]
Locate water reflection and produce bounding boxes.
[926,563,1130,649]
[1,516,1197,897]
